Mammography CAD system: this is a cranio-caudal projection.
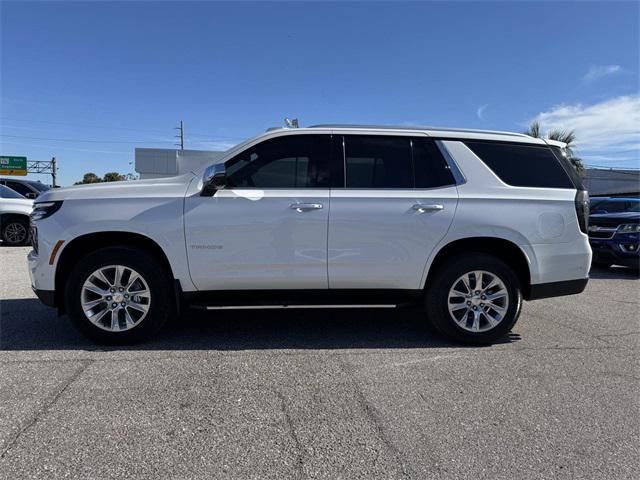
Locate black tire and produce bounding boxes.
[425,253,522,345]
[2,216,30,246]
[65,247,174,344]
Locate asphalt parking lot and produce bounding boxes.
[1,245,638,479]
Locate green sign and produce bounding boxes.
[0,156,27,176]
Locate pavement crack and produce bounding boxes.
[0,359,91,459]
[338,358,412,479]
[276,390,305,479]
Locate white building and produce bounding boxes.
[135,148,225,179]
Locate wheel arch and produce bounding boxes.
[55,231,177,311]
[1,212,30,227]
[424,237,533,299]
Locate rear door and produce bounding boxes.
[328,134,459,289]
[185,134,332,290]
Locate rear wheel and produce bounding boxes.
[65,247,173,344]
[425,254,522,344]
[2,217,30,245]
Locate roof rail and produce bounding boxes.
[308,124,530,138]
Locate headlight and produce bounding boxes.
[617,224,640,233]
[30,201,63,221]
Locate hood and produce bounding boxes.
[1,197,33,211]
[37,173,196,202]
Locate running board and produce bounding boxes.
[182,288,423,311]
[200,304,397,311]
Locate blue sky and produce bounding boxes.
[1,1,639,186]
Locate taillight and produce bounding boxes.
[575,190,589,234]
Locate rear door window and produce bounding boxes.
[465,141,574,188]
[344,135,412,188]
[5,181,33,196]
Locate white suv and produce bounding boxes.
[28,125,591,344]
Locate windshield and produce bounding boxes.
[0,184,26,199]
[591,199,640,214]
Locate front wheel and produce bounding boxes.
[425,254,522,345]
[2,217,30,245]
[65,247,174,344]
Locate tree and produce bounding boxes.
[103,172,126,182]
[524,121,585,175]
[524,121,541,138]
[74,171,133,184]
[74,172,102,185]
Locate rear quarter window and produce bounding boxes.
[465,141,574,189]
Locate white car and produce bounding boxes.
[0,184,33,245]
[28,125,592,344]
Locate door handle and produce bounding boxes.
[412,203,444,213]
[290,202,323,212]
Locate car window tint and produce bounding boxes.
[5,181,32,196]
[344,135,412,188]
[412,138,455,188]
[465,141,574,189]
[226,135,331,188]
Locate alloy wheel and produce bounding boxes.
[81,265,151,332]
[4,222,27,244]
[447,270,509,333]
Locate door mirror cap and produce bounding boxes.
[25,192,38,199]
[201,163,227,196]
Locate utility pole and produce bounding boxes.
[51,157,57,187]
[175,120,184,150]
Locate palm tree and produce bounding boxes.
[524,121,584,174]
[524,121,541,138]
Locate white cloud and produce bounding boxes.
[529,95,640,166]
[476,104,488,121]
[583,64,621,82]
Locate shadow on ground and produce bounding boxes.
[0,298,521,351]
[589,265,640,280]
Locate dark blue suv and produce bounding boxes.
[589,197,640,269]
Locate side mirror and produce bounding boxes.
[201,163,227,197]
[25,192,38,199]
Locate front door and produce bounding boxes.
[185,134,332,291]
[328,135,459,289]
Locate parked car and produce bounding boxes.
[0,184,33,245]
[28,125,591,345]
[588,197,640,269]
[0,177,51,199]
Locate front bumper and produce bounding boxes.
[33,288,57,307]
[589,232,640,268]
[28,248,57,304]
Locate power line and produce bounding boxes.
[1,116,172,135]
[0,134,175,144]
[0,116,245,140]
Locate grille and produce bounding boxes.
[588,226,617,240]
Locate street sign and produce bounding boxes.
[0,156,28,176]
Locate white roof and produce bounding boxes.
[263,124,547,145]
